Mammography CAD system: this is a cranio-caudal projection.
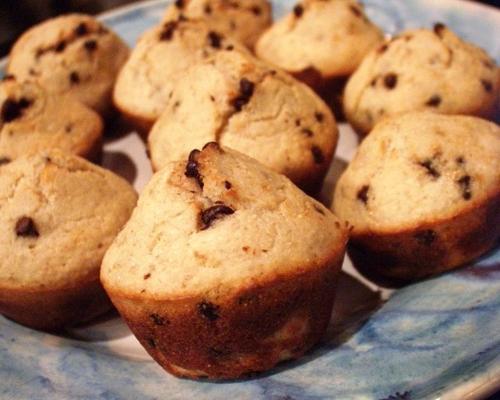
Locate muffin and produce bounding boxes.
[0,77,103,162]
[148,50,338,193]
[7,14,129,115]
[333,112,500,286]
[255,0,383,102]
[113,17,249,132]
[344,24,500,136]
[101,142,348,379]
[162,0,272,49]
[0,150,138,331]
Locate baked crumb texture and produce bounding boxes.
[102,143,348,379]
[333,112,500,286]
[0,150,137,330]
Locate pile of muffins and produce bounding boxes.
[0,0,499,380]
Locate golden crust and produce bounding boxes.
[104,250,344,379]
[348,190,500,287]
[0,278,111,332]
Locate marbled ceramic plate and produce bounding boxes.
[1,1,499,399]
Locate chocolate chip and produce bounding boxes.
[295,119,301,127]
[204,4,212,14]
[159,21,177,41]
[231,78,255,111]
[200,204,235,230]
[349,5,362,17]
[357,185,369,204]
[203,141,220,150]
[150,313,166,326]
[315,112,324,123]
[1,97,32,123]
[74,23,88,36]
[226,44,234,51]
[224,180,232,189]
[482,59,494,70]
[456,156,465,165]
[185,149,204,188]
[415,230,437,246]
[311,146,324,164]
[143,273,151,280]
[251,6,261,15]
[433,22,446,37]
[2,74,15,81]
[208,347,229,358]
[481,79,493,93]
[15,216,39,237]
[69,71,80,84]
[378,44,388,54]
[175,0,184,8]
[207,31,222,49]
[197,301,219,321]
[383,73,397,89]
[457,175,472,200]
[65,123,73,133]
[0,157,11,165]
[55,41,66,52]
[426,95,441,107]
[418,159,440,179]
[293,4,303,17]
[301,128,313,137]
[83,39,98,52]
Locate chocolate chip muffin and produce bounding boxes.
[101,142,348,379]
[0,150,137,331]
[344,24,500,136]
[0,77,103,162]
[7,14,129,115]
[255,0,383,92]
[113,17,249,132]
[163,0,272,49]
[148,50,338,193]
[333,112,500,286]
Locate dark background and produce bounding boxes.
[0,0,499,398]
[0,0,499,56]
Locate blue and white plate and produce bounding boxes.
[1,1,499,399]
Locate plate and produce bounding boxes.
[1,1,499,399]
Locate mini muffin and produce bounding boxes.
[101,142,348,379]
[0,77,103,162]
[0,150,137,331]
[113,18,248,132]
[344,24,500,136]
[7,14,129,115]
[148,50,337,193]
[255,0,383,92]
[333,112,500,286]
[163,0,272,49]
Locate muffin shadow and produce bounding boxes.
[101,150,137,186]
